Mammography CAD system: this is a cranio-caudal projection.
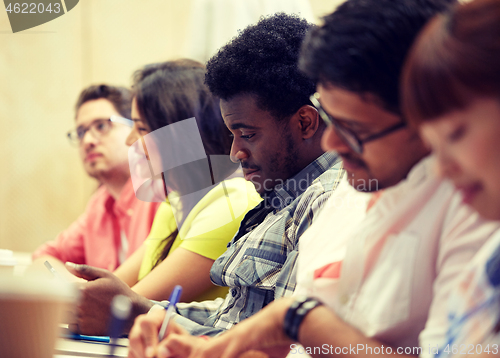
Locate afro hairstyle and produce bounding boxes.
[205,13,316,120]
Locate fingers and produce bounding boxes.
[165,332,238,358]
[140,318,160,357]
[160,333,206,358]
[165,321,188,336]
[128,316,153,358]
[65,262,111,281]
[128,311,166,358]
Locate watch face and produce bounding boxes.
[284,297,323,341]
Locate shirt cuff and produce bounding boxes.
[148,303,167,315]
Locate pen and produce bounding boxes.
[63,333,110,343]
[158,285,183,341]
[44,260,62,279]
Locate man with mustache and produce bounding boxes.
[127,1,500,357]
[32,85,160,272]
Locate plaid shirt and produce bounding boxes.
[436,232,500,358]
[170,152,343,336]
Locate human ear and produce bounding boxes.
[295,105,320,140]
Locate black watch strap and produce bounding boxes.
[284,296,323,341]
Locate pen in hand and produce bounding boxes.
[158,285,183,341]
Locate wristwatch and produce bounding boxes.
[283,296,323,341]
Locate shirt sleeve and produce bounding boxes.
[156,298,227,337]
[274,188,334,300]
[32,210,87,264]
[31,189,104,264]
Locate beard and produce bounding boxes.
[269,132,301,181]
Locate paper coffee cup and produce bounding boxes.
[0,275,76,358]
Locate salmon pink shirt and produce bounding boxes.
[33,179,160,270]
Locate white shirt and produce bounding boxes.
[436,230,500,357]
[294,156,499,357]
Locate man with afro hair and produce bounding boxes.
[127,12,343,345]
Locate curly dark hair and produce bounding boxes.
[205,13,316,121]
[299,0,456,115]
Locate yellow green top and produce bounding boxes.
[138,177,261,302]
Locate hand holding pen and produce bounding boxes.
[158,285,183,341]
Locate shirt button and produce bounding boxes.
[231,288,238,297]
[127,209,134,216]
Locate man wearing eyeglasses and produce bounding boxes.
[32,85,160,273]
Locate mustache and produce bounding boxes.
[240,162,260,171]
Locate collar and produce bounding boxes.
[263,152,341,210]
[403,154,434,189]
[104,178,136,216]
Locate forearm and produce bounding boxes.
[32,242,63,261]
[113,244,145,287]
[298,306,416,358]
[130,247,215,302]
[124,292,155,334]
[32,215,88,264]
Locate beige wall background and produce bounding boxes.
[0,0,344,252]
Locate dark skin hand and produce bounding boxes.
[65,262,154,336]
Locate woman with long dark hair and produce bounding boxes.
[110,59,261,303]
